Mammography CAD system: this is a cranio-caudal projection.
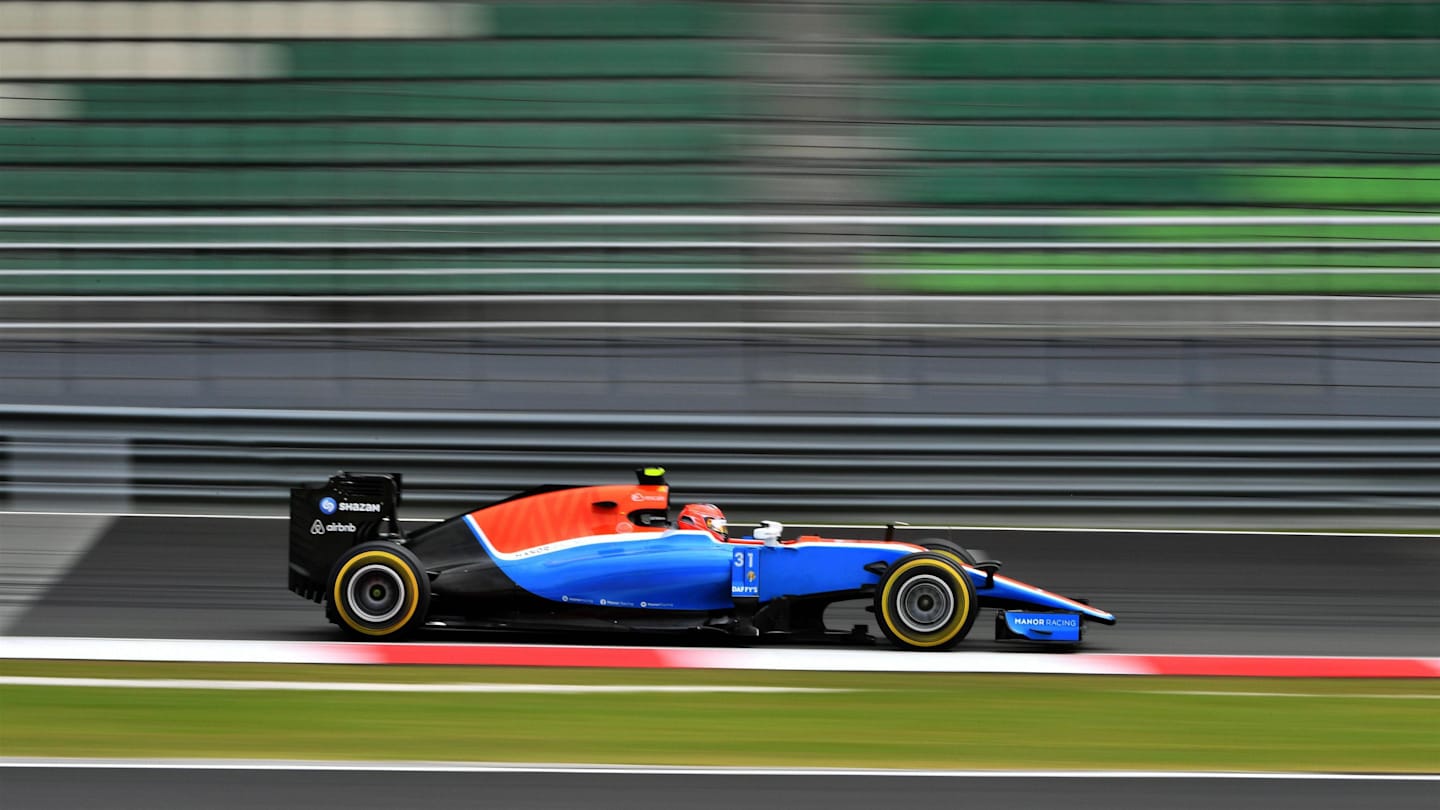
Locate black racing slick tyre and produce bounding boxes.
[874,553,977,651]
[327,542,430,640]
[919,539,979,566]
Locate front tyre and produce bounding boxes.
[327,542,430,640]
[874,553,977,651]
[919,539,979,566]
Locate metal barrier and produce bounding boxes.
[3,214,1436,326]
[1,214,1435,525]
[3,405,1436,525]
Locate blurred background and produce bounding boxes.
[1,0,1437,527]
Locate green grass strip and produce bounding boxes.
[2,661,1436,772]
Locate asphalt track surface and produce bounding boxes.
[5,517,1438,809]
[7,515,1439,656]
[4,767,1438,810]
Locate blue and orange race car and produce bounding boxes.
[288,468,1114,650]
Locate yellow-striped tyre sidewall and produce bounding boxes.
[331,548,421,637]
[877,556,975,650]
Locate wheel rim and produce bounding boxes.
[894,573,954,633]
[346,563,406,623]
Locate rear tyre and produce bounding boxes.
[327,542,430,640]
[874,553,977,651]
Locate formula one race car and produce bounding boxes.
[287,468,1114,650]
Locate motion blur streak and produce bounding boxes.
[6,516,1438,658]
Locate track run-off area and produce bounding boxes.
[3,636,1438,677]
[2,512,1438,802]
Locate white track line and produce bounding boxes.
[0,511,290,520]
[0,676,843,694]
[8,268,1440,291]
[15,319,1439,332]
[1,758,1436,779]
[1,511,1435,538]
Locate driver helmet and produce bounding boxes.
[677,503,728,541]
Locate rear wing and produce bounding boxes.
[287,472,403,602]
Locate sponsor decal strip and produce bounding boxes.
[2,637,1437,678]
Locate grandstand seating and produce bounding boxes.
[885,1,1440,38]
[1,1,1436,295]
[879,82,1440,122]
[0,1,743,212]
[2,1,1435,212]
[74,81,742,121]
[869,1,1440,209]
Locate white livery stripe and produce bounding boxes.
[778,540,925,553]
[976,570,1113,620]
[462,515,684,562]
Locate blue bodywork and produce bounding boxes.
[465,522,736,610]
[462,516,1115,624]
[463,519,914,611]
[293,469,1115,645]
[976,571,1115,624]
[998,611,1084,642]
